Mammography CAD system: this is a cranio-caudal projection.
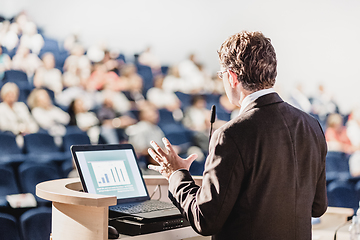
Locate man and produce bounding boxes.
[148,31,327,239]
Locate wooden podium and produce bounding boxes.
[36,176,206,240]
[36,178,117,240]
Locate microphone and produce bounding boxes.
[209,105,216,142]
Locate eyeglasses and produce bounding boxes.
[217,70,228,79]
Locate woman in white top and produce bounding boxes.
[28,88,70,137]
[0,82,39,136]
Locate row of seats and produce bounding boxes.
[327,180,360,211]
[0,162,61,206]
[325,151,360,211]
[0,207,51,240]
[0,129,90,174]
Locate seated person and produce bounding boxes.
[0,82,39,145]
[68,98,100,144]
[182,94,211,152]
[97,96,136,144]
[146,75,182,112]
[125,102,166,169]
[33,52,63,95]
[28,88,70,140]
[325,113,354,154]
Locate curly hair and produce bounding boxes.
[218,31,277,92]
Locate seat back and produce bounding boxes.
[0,132,22,155]
[23,133,59,154]
[18,162,60,195]
[62,132,91,153]
[0,213,21,240]
[326,151,350,175]
[3,70,32,90]
[327,180,358,211]
[20,207,52,240]
[0,165,20,196]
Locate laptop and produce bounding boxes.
[71,144,182,221]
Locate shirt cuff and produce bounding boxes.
[168,169,187,183]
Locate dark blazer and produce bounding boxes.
[168,93,328,240]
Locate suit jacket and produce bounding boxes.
[168,93,328,240]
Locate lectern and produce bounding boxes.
[36,178,117,240]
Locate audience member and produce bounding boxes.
[63,43,91,80]
[182,94,211,152]
[126,102,165,166]
[1,21,19,52]
[177,53,206,93]
[0,82,39,145]
[138,46,162,76]
[33,52,63,95]
[87,63,120,91]
[310,84,338,122]
[12,45,42,78]
[56,76,98,111]
[346,107,360,150]
[288,83,312,113]
[120,63,145,103]
[97,96,136,144]
[96,83,132,115]
[28,88,70,141]
[68,98,100,143]
[162,65,186,93]
[146,75,182,112]
[19,21,44,55]
[325,113,354,154]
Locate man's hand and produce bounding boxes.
[148,138,198,180]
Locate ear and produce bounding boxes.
[228,70,239,88]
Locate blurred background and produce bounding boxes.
[1,2,360,240]
[1,0,360,113]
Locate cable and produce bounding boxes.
[333,218,352,240]
[150,184,162,200]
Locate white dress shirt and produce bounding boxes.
[239,88,276,115]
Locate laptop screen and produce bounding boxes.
[72,144,149,202]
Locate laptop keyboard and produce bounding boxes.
[112,201,175,214]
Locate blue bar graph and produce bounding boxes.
[92,160,130,187]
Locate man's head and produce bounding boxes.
[218,31,277,92]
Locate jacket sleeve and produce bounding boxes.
[168,128,245,236]
[312,121,328,217]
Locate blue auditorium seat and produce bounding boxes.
[20,207,52,240]
[23,132,70,165]
[327,180,358,211]
[62,132,91,154]
[18,162,60,204]
[175,92,192,110]
[136,64,154,97]
[0,132,26,165]
[61,132,91,177]
[0,164,20,207]
[158,108,178,127]
[325,151,351,183]
[2,70,32,90]
[0,213,21,240]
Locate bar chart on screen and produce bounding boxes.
[91,160,131,187]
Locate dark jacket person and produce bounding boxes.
[148,31,328,240]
